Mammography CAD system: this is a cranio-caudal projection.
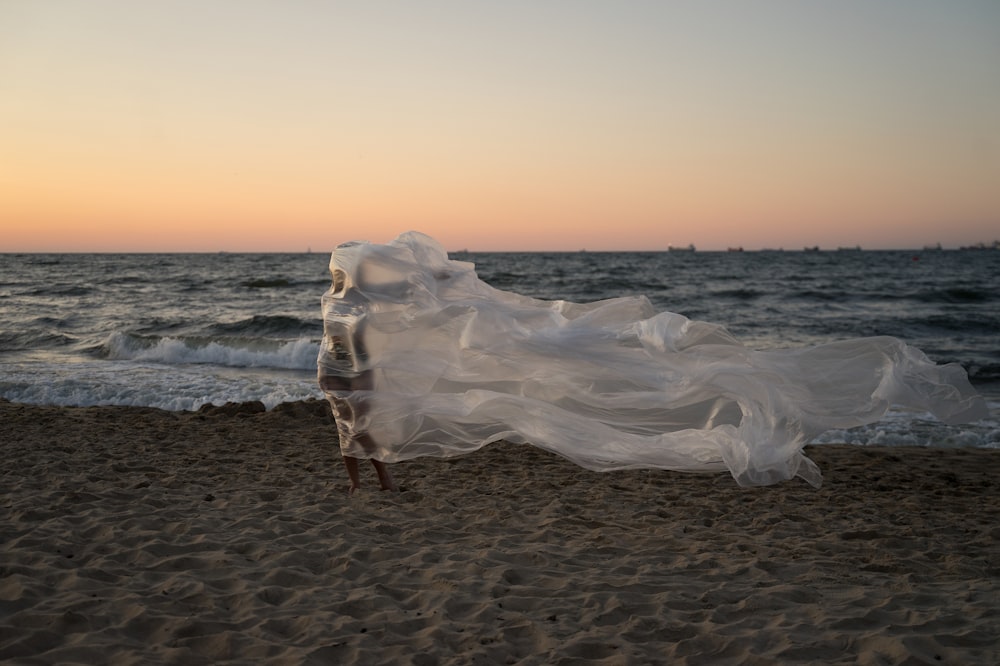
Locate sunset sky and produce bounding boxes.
[2,1,998,252]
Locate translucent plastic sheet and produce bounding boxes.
[318,232,988,487]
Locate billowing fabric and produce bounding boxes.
[318,232,987,487]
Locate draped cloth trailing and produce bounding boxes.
[317,232,988,487]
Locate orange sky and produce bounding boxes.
[2,1,998,252]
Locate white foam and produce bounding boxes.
[810,401,1000,449]
[104,332,319,370]
[0,360,323,411]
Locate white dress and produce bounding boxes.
[317,232,987,487]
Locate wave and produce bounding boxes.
[239,276,330,290]
[27,284,92,297]
[241,278,294,289]
[837,288,998,305]
[0,329,78,352]
[968,362,1000,384]
[917,287,997,304]
[811,404,1000,449]
[786,289,847,302]
[204,314,319,337]
[102,332,319,370]
[0,360,322,411]
[711,288,764,300]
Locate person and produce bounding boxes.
[318,268,398,494]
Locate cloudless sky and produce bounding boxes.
[2,0,998,251]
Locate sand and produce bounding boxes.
[2,398,999,665]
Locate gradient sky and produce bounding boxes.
[2,1,998,252]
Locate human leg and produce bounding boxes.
[343,456,362,494]
[371,459,398,492]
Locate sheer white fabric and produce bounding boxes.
[318,232,988,487]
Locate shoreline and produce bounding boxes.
[3,399,999,664]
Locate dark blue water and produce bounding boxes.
[467,250,999,380]
[1,249,997,446]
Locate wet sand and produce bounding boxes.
[2,398,999,664]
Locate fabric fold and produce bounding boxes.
[318,231,988,487]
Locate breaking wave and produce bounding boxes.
[102,332,319,370]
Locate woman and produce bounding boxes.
[318,251,398,494]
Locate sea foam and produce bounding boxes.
[0,360,322,411]
[103,332,319,370]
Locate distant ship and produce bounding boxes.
[668,244,696,253]
[803,246,820,252]
[959,241,1000,250]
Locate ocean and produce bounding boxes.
[1,248,998,448]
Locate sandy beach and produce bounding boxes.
[2,398,998,665]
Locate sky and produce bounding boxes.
[2,1,998,252]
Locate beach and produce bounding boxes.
[2,398,998,665]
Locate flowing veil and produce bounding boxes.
[318,232,987,487]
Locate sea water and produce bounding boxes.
[1,248,997,447]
